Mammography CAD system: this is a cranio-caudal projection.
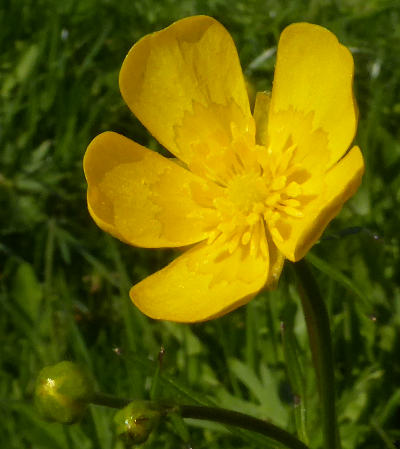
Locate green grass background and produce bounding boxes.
[1,0,399,447]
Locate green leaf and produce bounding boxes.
[229,358,288,426]
[306,252,371,309]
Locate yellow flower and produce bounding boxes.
[84,16,364,322]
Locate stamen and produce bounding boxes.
[241,231,251,245]
[266,192,281,207]
[253,202,264,214]
[218,221,235,235]
[271,226,284,243]
[271,175,287,191]
[276,205,304,218]
[207,230,220,245]
[259,221,269,258]
[282,198,301,208]
[234,152,245,170]
[247,212,259,226]
[228,233,241,254]
[276,143,297,173]
[250,223,260,256]
[285,181,302,197]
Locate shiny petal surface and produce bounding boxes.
[119,15,253,176]
[130,240,269,322]
[272,146,364,261]
[269,23,357,169]
[84,131,221,248]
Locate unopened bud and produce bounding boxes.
[34,361,94,423]
[114,400,162,446]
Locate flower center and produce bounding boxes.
[207,141,308,256]
[227,174,267,215]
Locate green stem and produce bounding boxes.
[180,405,309,449]
[91,392,130,409]
[294,259,340,449]
[91,394,309,449]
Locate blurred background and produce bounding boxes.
[1,0,399,448]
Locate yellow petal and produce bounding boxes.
[267,108,331,176]
[84,131,222,248]
[253,91,271,146]
[272,146,364,261]
[268,23,357,169]
[119,15,253,172]
[130,239,269,322]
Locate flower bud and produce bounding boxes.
[114,401,162,446]
[34,361,94,424]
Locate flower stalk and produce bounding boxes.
[91,392,130,409]
[91,394,309,449]
[179,405,310,449]
[294,258,341,449]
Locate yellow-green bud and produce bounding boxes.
[114,401,162,446]
[34,361,94,424]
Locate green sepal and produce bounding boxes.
[114,400,163,447]
[34,361,94,424]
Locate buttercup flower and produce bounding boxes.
[84,16,364,322]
